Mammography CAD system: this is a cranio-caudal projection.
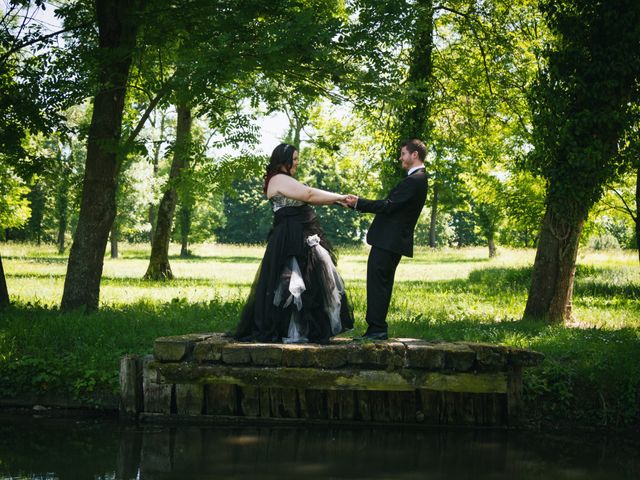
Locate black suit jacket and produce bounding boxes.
[356,168,428,257]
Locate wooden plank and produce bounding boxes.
[155,363,508,394]
[507,366,523,424]
[239,386,260,417]
[175,384,204,415]
[205,384,238,416]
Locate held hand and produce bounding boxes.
[336,194,358,208]
[335,195,349,208]
[343,194,358,208]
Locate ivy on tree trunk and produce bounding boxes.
[523,0,640,323]
[524,206,584,323]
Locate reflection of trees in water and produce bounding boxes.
[0,416,126,478]
[0,417,638,479]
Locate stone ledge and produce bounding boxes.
[152,362,509,394]
[121,334,545,426]
[154,334,545,372]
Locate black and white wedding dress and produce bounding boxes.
[234,193,354,344]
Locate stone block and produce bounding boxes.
[442,343,476,371]
[175,384,204,415]
[221,343,252,364]
[193,334,229,363]
[347,342,405,368]
[281,345,319,367]
[250,344,283,366]
[508,347,545,367]
[404,344,445,369]
[465,343,508,369]
[154,333,213,362]
[142,355,162,384]
[142,355,173,414]
[314,345,348,368]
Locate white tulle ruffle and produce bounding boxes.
[274,234,345,343]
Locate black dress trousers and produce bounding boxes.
[365,246,402,334]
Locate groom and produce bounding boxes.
[342,138,428,340]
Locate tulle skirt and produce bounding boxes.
[234,205,354,344]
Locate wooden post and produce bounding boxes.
[119,355,143,417]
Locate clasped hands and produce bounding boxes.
[336,194,358,208]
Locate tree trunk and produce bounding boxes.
[144,103,192,280]
[60,0,141,311]
[488,235,497,258]
[149,111,165,244]
[110,221,119,259]
[385,0,433,188]
[636,165,639,263]
[0,253,9,309]
[523,205,585,324]
[428,182,438,248]
[148,207,156,244]
[55,177,69,254]
[179,204,192,258]
[403,0,433,140]
[28,181,45,246]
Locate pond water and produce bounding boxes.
[0,414,638,479]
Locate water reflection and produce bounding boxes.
[0,415,638,479]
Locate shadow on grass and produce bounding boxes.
[5,273,254,288]
[117,254,261,263]
[1,297,244,339]
[4,254,263,263]
[464,266,640,301]
[3,256,67,264]
[341,256,492,266]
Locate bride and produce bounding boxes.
[234,143,354,344]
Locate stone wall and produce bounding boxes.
[120,334,544,426]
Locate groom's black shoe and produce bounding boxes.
[361,330,388,340]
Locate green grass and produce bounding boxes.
[1,242,639,428]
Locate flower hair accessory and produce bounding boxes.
[306,234,321,247]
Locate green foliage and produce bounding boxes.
[0,162,31,233]
[414,211,455,247]
[299,106,381,245]
[501,170,546,247]
[215,176,273,244]
[527,0,640,221]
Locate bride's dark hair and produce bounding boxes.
[263,143,298,193]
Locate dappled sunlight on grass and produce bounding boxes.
[2,243,639,427]
[3,243,638,331]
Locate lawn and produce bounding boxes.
[1,242,639,428]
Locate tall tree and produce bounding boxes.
[386,0,435,186]
[523,0,640,322]
[0,253,8,309]
[61,0,143,310]
[144,102,192,279]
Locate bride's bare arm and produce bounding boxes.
[267,174,346,205]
